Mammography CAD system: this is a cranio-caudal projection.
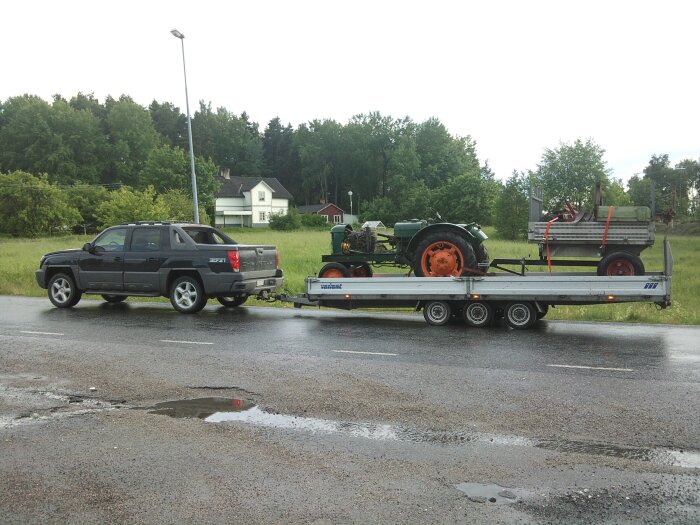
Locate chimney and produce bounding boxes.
[319,198,326,205]
[221,168,230,180]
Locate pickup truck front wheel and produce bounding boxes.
[217,295,248,307]
[170,276,206,314]
[48,272,82,308]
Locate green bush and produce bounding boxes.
[300,213,329,229]
[269,208,302,230]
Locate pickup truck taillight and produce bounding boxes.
[227,250,240,272]
[276,250,280,269]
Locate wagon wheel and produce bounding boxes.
[318,262,351,278]
[597,252,645,276]
[413,233,476,277]
[350,263,373,278]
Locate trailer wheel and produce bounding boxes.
[462,301,493,328]
[597,252,645,276]
[423,301,452,326]
[318,263,351,278]
[350,263,373,278]
[504,301,536,329]
[414,232,477,277]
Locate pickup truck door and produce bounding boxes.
[123,227,167,293]
[78,227,127,291]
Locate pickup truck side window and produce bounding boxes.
[93,228,127,252]
[130,227,161,251]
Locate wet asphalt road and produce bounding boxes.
[0,295,698,524]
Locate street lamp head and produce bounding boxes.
[171,29,185,39]
[348,190,353,197]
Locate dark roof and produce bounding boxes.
[217,176,293,200]
[298,203,344,214]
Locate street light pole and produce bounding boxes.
[171,29,199,224]
[348,190,353,220]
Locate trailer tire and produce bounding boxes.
[318,263,351,278]
[597,252,645,276]
[423,301,452,326]
[504,301,537,329]
[414,232,477,277]
[462,301,493,327]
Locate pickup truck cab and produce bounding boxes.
[35,222,283,313]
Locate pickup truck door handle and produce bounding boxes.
[147,257,159,262]
[113,256,123,262]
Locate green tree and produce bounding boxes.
[149,100,186,149]
[94,186,167,227]
[141,144,220,215]
[269,208,302,230]
[104,97,160,187]
[0,171,81,237]
[495,171,530,240]
[157,188,210,224]
[65,184,110,233]
[535,138,610,212]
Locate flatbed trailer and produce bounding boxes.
[279,240,673,328]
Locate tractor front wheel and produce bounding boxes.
[413,233,477,277]
[318,263,351,278]
[350,263,373,278]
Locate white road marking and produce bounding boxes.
[160,339,213,345]
[333,350,397,356]
[20,330,64,336]
[547,364,634,372]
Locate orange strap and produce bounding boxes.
[601,206,613,248]
[544,217,558,272]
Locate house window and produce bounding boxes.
[259,211,266,222]
[258,191,266,202]
[333,215,342,224]
[322,215,329,222]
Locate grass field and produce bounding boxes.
[1,227,697,325]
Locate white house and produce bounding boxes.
[215,174,293,228]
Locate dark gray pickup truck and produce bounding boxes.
[35,222,283,313]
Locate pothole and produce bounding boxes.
[454,482,533,504]
[144,397,700,470]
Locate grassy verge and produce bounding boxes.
[1,228,697,325]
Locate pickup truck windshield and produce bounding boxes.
[182,227,236,245]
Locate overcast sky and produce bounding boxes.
[3,0,698,182]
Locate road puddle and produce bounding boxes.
[147,397,700,470]
[454,482,531,503]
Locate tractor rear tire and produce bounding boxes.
[413,232,477,277]
[475,243,489,265]
[318,263,351,278]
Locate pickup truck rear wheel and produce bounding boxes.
[170,276,206,314]
[102,294,127,303]
[48,272,82,308]
[217,295,248,307]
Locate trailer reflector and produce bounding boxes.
[607,295,615,300]
[471,294,481,299]
[344,294,351,299]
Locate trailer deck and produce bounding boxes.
[279,240,672,328]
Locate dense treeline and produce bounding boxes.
[0,93,698,238]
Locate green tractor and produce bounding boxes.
[318,219,489,278]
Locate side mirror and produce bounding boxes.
[82,242,92,252]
